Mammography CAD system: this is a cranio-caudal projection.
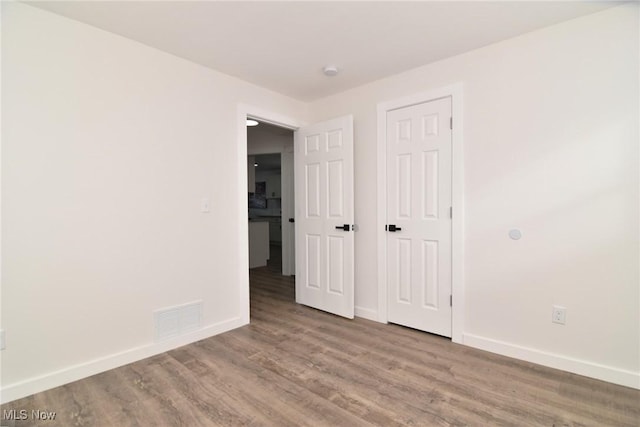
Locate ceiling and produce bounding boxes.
[26,1,621,102]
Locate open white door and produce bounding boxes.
[295,115,354,319]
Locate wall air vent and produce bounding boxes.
[154,300,202,342]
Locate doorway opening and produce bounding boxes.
[237,106,301,325]
[247,120,295,276]
[238,106,355,323]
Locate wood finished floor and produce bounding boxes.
[2,251,639,426]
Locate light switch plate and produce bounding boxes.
[201,198,210,213]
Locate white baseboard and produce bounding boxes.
[1,317,246,404]
[463,333,640,390]
[355,306,380,322]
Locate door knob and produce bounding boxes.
[386,224,402,232]
[335,224,351,231]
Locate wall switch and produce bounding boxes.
[0,329,5,350]
[200,198,210,213]
[552,306,566,325]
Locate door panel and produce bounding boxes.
[423,151,439,218]
[305,163,321,217]
[328,236,345,294]
[422,239,439,308]
[397,238,412,303]
[295,115,354,319]
[306,234,321,289]
[397,154,412,218]
[327,160,344,217]
[387,97,452,337]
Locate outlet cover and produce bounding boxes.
[552,306,566,325]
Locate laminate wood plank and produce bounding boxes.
[308,317,637,426]
[267,334,525,426]
[248,339,473,426]
[248,350,432,427]
[187,339,375,427]
[112,356,251,426]
[247,306,544,426]
[169,344,305,427]
[2,259,639,427]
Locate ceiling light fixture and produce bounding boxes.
[323,65,339,77]
[254,163,258,167]
[246,119,259,126]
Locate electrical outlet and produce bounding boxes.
[552,306,566,325]
[0,329,5,350]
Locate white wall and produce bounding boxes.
[1,2,307,402]
[309,4,639,387]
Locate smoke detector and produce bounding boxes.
[323,65,339,77]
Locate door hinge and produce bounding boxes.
[450,295,453,307]
[450,117,453,130]
[449,206,453,219]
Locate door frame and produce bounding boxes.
[375,84,465,343]
[236,104,302,324]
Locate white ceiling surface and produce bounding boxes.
[26,1,620,102]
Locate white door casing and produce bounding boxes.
[295,115,354,319]
[386,97,452,337]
